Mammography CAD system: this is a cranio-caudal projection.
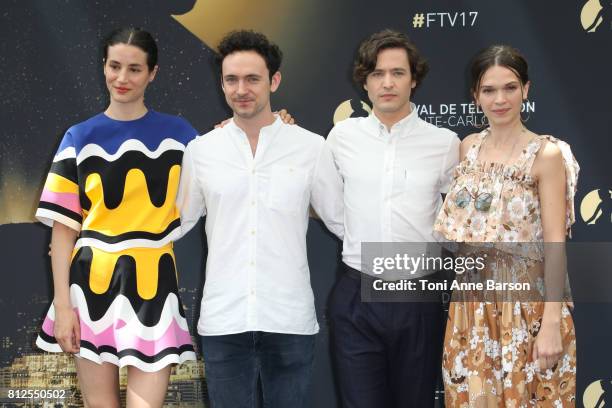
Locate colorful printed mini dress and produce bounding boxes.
[434,130,579,407]
[35,110,198,372]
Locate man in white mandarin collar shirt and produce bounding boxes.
[325,30,460,408]
[176,30,343,408]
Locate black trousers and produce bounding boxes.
[328,264,444,408]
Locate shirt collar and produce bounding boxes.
[364,102,419,139]
[226,115,282,138]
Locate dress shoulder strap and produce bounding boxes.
[513,135,547,174]
[515,135,580,236]
[464,129,488,165]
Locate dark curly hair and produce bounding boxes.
[216,30,283,80]
[353,29,429,93]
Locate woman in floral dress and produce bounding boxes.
[434,45,579,407]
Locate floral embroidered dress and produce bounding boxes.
[433,130,579,407]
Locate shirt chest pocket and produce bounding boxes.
[267,165,308,213]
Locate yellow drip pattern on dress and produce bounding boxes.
[81,165,181,236]
[72,245,176,300]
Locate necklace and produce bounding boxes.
[455,128,526,212]
[482,127,525,166]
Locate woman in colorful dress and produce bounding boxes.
[434,45,579,407]
[35,28,198,407]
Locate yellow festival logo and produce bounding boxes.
[171,0,307,48]
[333,99,372,124]
[584,379,612,407]
[580,0,609,32]
[580,188,612,225]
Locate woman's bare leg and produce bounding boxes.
[126,365,172,408]
[75,357,120,408]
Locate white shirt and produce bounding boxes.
[326,103,460,274]
[177,117,343,336]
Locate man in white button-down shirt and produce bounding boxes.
[176,30,343,408]
[325,30,460,408]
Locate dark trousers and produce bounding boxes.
[328,265,444,408]
[201,331,315,408]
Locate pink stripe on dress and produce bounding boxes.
[41,315,192,356]
[40,189,81,214]
[41,315,55,336]
[79,318,192,356]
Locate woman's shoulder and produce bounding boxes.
[149,110,195,128]
[531,135,571,169]
[62,112,109,143]
[459,132,483,160]
[146,110,199,141]
[461,132,483,146]
[535,135,563,158]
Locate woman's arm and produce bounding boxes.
[532,140,567,371]
[50,222,80,353]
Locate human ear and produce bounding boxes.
[148,65,159,82]
[270,71,282,92]
[522,81,530,100]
